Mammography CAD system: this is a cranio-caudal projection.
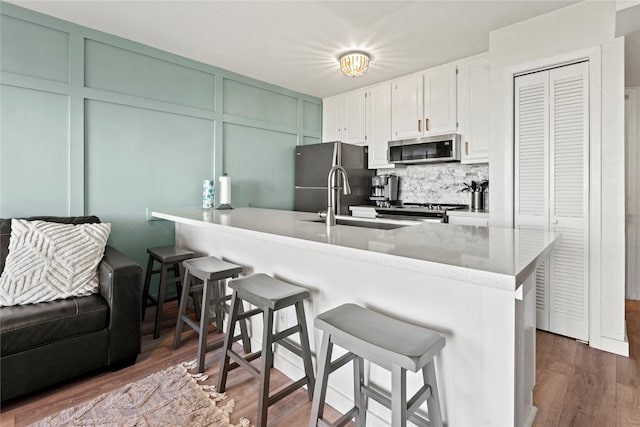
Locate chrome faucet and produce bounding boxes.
[325,165,351,226]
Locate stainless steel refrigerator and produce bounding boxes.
[294,142,374,215]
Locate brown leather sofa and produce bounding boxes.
[0,216,143,402]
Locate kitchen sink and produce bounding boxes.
[303,218,414,230]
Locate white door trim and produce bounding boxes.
[626,87,639,300]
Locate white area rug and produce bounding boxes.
[29,360,251,426]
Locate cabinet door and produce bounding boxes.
[458,56,490,164]
[424,64,457,135]
[391,73,423,140]
[366,83,393,169]
[343,90,366,145]
[322,96,342,142]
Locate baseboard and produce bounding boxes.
[593,335,630,357]
[524,406,538,427]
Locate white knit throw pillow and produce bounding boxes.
[0,219,111,306]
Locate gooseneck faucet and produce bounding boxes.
[325,165,351,226]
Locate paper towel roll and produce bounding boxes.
[219,175,231,205]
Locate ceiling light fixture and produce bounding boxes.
[339,51,370,77]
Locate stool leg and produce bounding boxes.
[213,280,224,333]
[353,356,366,427]
[257,308,275,427]
[237,300,252,353]
[391,365,408,427]
[153,263,169,339]
[197,278,214,373]
[173,262,182,303]
[423,361,443,427]
[141,255,154,321]
[173,267,192,349]
[294,300,315,399]
[217,291,241,393]
[309,332,333,427]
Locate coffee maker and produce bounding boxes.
[369,175,399,207]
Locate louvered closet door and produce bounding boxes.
[514,62,589,340]
[548,62,589,341]
[514,71,551,331]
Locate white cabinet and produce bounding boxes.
[365,83,394,169]
[423,64,457,135]
[514,62,590,341]
[391,73,423,140]
[322,91,366,145]
[457,54,490,164]
[322,96,342,142]
[390,65,457,141]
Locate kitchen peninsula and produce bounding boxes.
[153,207,558,427]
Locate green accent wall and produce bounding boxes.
[0,3,321,271]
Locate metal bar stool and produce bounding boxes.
[142,245,196,339]
[217,273,315,427]
[173,256,251,373]
[309,303,445,427]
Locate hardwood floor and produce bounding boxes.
[2,300,639,426]
[533,299,640,427]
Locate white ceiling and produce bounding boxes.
[10,0,579,98]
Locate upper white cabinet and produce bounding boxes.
[391,73,424,140]
[457,54,490,164]
[365,83,394,169]
[322,96,342,142]
[342,90,366,145]
[321,90,366,145]
[423,64,457,136]
[390,65,457,140]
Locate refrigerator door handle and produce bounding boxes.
[295,186,327,190]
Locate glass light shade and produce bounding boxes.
[339,51,370,77]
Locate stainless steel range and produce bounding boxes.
[373,202,469,223]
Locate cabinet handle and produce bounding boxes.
[425,117,429,131]
[465,141,469,155]
[418,119,421,132]
[552,219,558,225]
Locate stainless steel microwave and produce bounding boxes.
[388,133,460,165]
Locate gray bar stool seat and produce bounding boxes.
[309,303,446,427]
[142,245,196,339]
[173,256,251,373]
[217,273,315,427]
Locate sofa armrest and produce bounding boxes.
[98,245,142,365]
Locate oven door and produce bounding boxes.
[376,213,444,223]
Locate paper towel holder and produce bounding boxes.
[216,173,233,210]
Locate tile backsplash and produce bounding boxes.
[377,163,489,206]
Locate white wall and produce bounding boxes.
[487,1,628,355]
[627,87,640,300]
[488,0,615,227]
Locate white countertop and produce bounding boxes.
[153,208,558,291]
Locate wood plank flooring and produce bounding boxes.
[533,299,640,427]
[2,300,640,426]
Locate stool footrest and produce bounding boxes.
[333,407,359,427]
[181,316,200,332]
[362,384,431,427]
[267,377,309,407]
[236,307,262,320]
[277,337,304,358]
[407,384,432,419]
[330,352,358,373]
[227,350,261,378]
